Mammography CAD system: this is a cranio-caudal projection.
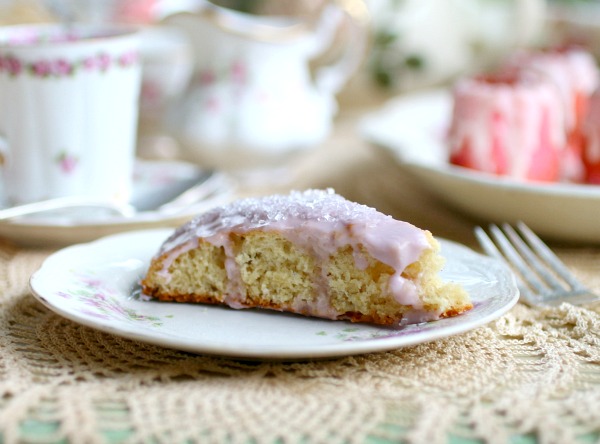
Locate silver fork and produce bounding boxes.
[474,222,600,307]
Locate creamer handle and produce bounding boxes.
[313,0,370,95]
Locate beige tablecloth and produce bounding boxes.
[1,107,600,443]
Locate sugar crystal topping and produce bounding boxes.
[214,189,385,225]
[158,189,427,258]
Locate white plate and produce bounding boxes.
[29,228,519,360]
[0,159,230,248]
[360,89,600,244]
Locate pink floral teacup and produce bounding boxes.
[0,24,141,206]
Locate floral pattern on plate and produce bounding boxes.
[54,271,167,327]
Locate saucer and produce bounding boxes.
[0,159,232,248]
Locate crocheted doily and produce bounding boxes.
[1,239,600,444]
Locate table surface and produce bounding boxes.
[1,104,600,444]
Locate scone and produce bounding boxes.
[141,189,472,326]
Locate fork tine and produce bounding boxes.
[475,222,599,307]
[501,223,565,293]
[515,221,588,292]
[474,226,502,261]
[474,225,540,304]
[489,224,551,293]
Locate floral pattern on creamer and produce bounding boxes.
[0,50,139,78]
[194,58,250,113]
[196,59,248,88]
[55,151,79,174]
[55,271,167,327]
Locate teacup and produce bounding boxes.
[0,23,141,206]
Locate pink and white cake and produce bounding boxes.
[584,87,600,184]
[141,189,472,326]
[505,47,599,181]
[448,71,566,182]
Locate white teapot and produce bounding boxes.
[155,0,368,170]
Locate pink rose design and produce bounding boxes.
[118,51,138,67]
[5,56,22,76]
[8,31,38,46]
[82,56,97,71]
[93,292,107,301]
[0,49,138,79]
[82,277,103,287]
[199,70,216,86]
[231,60,247,85]
[53,59,73,76]
[97,53,111,71]
[56,291,72,299]
[56,151,79,174]
[141,80,161,105]
[50,32,78,44]
[31,60,52,77]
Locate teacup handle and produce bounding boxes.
[0,133,8,170]
[0,133,8,204]
[310,0,369,95]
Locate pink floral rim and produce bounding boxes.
[0,50,139,78]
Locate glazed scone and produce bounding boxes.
[141,189,472,326]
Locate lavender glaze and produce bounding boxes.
[155,189,432,316]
